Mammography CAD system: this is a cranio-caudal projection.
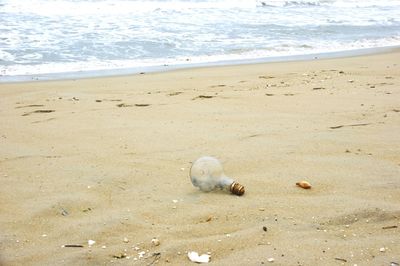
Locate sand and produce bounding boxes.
[0,50,399,265]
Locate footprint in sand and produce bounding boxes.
[320,208,400,226]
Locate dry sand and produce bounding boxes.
[0,50,399,265]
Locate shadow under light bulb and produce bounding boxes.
[189,156,245,196]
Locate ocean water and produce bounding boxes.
[1,0,400,80]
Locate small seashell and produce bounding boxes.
[88,240,96,246]
[296,181,312,189]
[123,237,129,243]
[380,247,386,252]
[267,257,275,262]
[151,238,160,246]
[187,251,210,263]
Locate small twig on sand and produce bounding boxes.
[330,123,371,129]
[382,225,398,229]
[22,110,55,116]
[192,95,214,100]
[62,244,84,248]
[334,258,347,262]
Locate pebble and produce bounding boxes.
[88,240,96,246]
[379,247,386,252]
[151,238,160,246]
[123,237,129,243]
[267,258,275,262]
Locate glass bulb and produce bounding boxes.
[189,156,245,196]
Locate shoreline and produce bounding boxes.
[0,48,399,265]
[1,45,399,84]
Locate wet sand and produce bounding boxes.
[0,50,399,265]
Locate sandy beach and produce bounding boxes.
[1,50,399,265]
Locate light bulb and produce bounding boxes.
[189,156,245,196]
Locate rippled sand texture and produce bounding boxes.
[0,50,399,265]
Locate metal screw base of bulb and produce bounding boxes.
[230,182,245,196]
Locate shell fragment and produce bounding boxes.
[187,251,210,263]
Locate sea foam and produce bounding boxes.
[1,0,399,80]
